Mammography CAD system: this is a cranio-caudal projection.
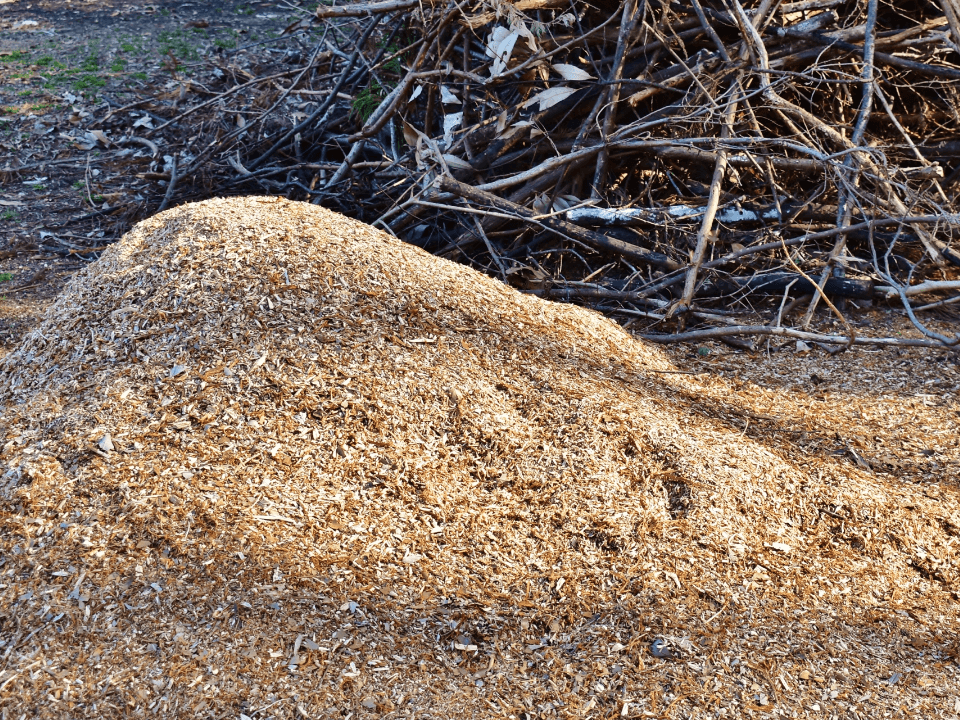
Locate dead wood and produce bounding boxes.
[437,176,680,270]
[73,0,960,349]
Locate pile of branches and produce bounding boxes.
[100,0,960,349]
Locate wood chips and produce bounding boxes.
[0,196,957,718]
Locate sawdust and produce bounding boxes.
[0,196,957,718]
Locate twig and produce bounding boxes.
[323,140,366,190]
[914,294,960,312]
[438,176,680,270]
[876,280,960,297]
[145,68,305,137]
[313,0,422,18]
[592,0,641,198]
[157,156,178,213]
[780,236,856,349]
[941,0,960,48]
[640,325,951,348]
[679,80,739,311]
[801,0,878,327]
[90,98,156,128]
[473,216,508,282]
[247,16,383,171]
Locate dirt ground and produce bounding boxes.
[0,0,311,349]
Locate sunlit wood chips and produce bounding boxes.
[0,196,957,718]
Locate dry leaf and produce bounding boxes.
[441,154,472,170]
[442,112,462,146]
[402,120,420,146]
[552,63,594,81]
[486,27,519,77]
[525,86,578,111]
[439,85,460,105]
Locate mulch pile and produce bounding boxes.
[0,197,957,718]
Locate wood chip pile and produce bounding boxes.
[0,197,957,718]
[70,0,960,350]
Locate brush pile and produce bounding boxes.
[82,0,960,348]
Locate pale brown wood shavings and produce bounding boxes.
[0,196,956,719]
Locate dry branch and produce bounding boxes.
[82,0,960,350]
[437,176,680,271]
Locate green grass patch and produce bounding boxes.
[131,71,148,81]
[158,30,199,60]
[0,210,18,222]
[73,74,107,92]
[35,61,68,88]
[379,39,404,75]
[0,272,13,282]
[110,58,127,72]
[352,82,387,122]
[0,51,29,63]
[79,53,99,73]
